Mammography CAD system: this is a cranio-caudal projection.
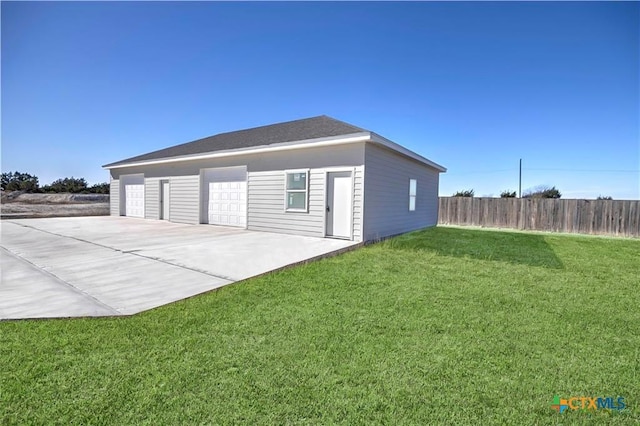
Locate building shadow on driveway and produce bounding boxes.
[383,226,564,269]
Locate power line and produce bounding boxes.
[447,168,639,175]
[446,169,515,175]
[523,168,639,173]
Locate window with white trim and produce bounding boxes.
[285,170,309,212]
[409,179,417,211]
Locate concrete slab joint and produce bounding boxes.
[0,217,358,320]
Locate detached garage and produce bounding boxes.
[103,115,446,242]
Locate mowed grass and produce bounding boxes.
[1,227,639,424]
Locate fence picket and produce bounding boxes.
[438,197,640,237]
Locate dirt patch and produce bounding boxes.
[1,192,110,218]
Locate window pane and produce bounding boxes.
[409,196,416,211]
[287,192,306,209]
[409,179,417,196]
[287,172,307,190]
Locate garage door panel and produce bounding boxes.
[208,181,246,227]
[125,184,145,218]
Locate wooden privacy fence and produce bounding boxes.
[438,197,640,237]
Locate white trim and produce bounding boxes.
[244,177,249,230]
[199,169,206,224]
[324,169,355,240]
[321,171,328,236]
[409,178,417,211]
[359,164,365,243]
[350,166,356,241]
[202,165,249,174]
[284,168,310,213]
[102,132,447,172]
[160,179,170,221]
[104,133,371,169]
[320,166,358,241]
[370,133,447,172]
[315,166,359,173]
[104,129,446,174]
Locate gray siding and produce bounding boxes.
[247,167,364,240]
[145,178,160,220]
[247,170,325,237]
[108,143,365,178]
[363,144,440,241]
[169,176,200,224]
[110,179,119,216]
[353,168,364,241]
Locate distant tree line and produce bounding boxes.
[1,171,109,194]
[452,185,613,200]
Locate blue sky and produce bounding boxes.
[2,1,638,199]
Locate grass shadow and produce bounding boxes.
[382,227,564,269]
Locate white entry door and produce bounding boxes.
[208,181,247,227]
[125,184,145,218]
[160,181,170,220]
[326,171,352,239]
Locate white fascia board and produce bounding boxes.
[370,133,447,172]
[103,132,371,169]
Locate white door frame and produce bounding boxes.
[160,180,170,220]
[323,168,355,240]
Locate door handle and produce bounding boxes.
[326,205,330,212]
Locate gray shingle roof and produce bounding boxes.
[104,115,368,167]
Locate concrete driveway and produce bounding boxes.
[0,217,359,320]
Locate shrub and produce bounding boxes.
[597,195,613,200]
[523,185,561,199]
[453,189,474,197]
[500,190,516,198]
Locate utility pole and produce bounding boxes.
[519,158,522,198]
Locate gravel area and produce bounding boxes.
[1,192,109,218]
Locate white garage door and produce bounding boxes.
[125,184,145,218]
[208,181,246,227]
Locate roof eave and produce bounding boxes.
[103,130,446,173]
[369,133,447,172]
[103,132,372,169]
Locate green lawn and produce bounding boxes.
[2,227,639,424]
